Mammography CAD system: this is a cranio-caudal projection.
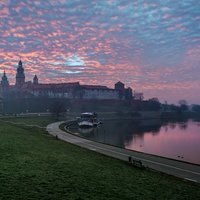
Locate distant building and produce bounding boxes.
[0,60,135,101]
[80,85,119,100]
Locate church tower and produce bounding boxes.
[1,70,9,98]
[16,60,25,87]
[1,70,9,89]
[33,74,38,85]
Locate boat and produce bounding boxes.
[78,112,101,128]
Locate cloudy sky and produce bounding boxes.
[0,0,200,104]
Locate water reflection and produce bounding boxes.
[70,119,200,165]
[78,127,96,136]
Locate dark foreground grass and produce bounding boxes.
[0,116,56,127]
[0,121,199,200]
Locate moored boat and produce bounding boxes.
[78,112,101,128]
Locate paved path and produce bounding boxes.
[47,121,200,184]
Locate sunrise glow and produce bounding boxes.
[0,0,199,103]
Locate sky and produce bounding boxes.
[0,0,200,104]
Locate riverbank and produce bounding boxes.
[0,117,199,199]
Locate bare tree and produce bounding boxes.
[178,100,188,112]
[50,101,66,119]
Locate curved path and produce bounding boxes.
[47,121,200,184]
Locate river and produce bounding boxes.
[69,119,200,165]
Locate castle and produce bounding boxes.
[0,60,133,101]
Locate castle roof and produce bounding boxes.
[81,85,109,90]
[30,82,80,90]
[115,81,124,86]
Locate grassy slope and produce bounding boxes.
[0,116,56,127]
[0,118,199,200]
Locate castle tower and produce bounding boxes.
[0,70,9,100]
[115,81,125,100]
[33,74,38,84]
[1,70,9,89]
[115,81,125,91]
[15,60,25,87]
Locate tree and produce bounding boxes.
[141,98,161,111]
[169,104,179,111]
[192,104,200,112]
[50,101,66,119]
[178,100,188,112]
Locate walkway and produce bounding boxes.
[47,121,200,184]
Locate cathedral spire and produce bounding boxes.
[19,59,22,67]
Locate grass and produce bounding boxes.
[0,115,56,127]
[0,117,199,200]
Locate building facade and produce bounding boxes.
[1,60,133,101]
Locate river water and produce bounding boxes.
[69,119,200,165]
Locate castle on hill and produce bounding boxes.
[0,60,134,101]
